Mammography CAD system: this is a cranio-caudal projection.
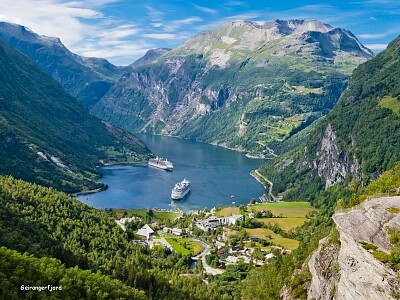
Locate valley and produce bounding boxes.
[0,4,399,299]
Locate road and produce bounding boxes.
[251,170,277,201]
[191,239,223,275]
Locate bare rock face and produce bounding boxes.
[312,124,361,189]
[308,196,400,300]
[307,236,340,300]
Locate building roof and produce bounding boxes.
[229,214,243,220]
[137,224,154,237]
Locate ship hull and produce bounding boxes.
[148,161,173,171]
[171,189,190,200]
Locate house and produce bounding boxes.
[265,253,275,260]
[136,224,154,241]
[228,214,243,225]
[172,228,183,236]
[194,214,243,232]
[250,236,259,242]
[241,255,251,264]
[226,256,239,264]
[163,227,172,234]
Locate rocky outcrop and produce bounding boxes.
[312,124,361,189]
[308,236,340,300]
[308,196,400,300]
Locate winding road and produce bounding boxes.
[192,239,223,275]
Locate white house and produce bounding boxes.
[226,256,239,264]
[136,224,154,241]
[265,253,275,260]
[172,228,183,236]
[194,214,243,232]
[228,214,244,225]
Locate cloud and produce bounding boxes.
[193,4,218,14]
[224,1,246,7]
[369,16,377,21]
[142,33,179,40]
[364,43,388,50]
[359,32,389,39]
[145,5,165,21]
[0,0,151,65]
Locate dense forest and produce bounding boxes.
[0,40,150,193]
[0,176,228,299]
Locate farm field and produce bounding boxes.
[256,217,307,231]
[165,237,204,256]
[246,228,299,249]
[217,201,315,218]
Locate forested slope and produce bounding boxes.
[0,40,149,193]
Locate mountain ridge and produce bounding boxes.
[0,22,128,108]
[92,18,373,154]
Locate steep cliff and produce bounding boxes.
[92,19,372,153]
[260,35,400,201]
[308,196,400,300]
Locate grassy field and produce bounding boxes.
[112,208,181,220]
[165,237,204,256]
[217,202,315,218]
[256,217,307,231]
[379,96,400,116]
[217,202,316,231]
[246,228,299,249]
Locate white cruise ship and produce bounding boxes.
[148,156,173,171]
[171,178,191,200]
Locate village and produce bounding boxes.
[111,201,316,276]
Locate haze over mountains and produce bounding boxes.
[92,19,373,154]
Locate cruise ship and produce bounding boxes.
[148,156,173,171]
[171,178,191,200]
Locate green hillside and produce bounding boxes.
[93,20,372,154]
[0,40,149,193]
[0,247,147,300]
[0,176,224,299]
[259,35,400,206]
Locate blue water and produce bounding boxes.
[78,134,265,211]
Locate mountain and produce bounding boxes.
[259,35,400,205]
[0,22,129,108]
[130,48,171,68]
[0,39,149,193]
[92,19,373,154]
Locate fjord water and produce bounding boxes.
[78,134,264,211]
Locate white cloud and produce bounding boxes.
[145,5,165,21]
[369,16,377,21]
[365,43,388,50]
[0,0,149,65]
[142,33,179,40]
[224,1,246,7]
[193,4,218,14]
[359,32,388,38]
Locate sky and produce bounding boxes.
[0,0,399,65]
